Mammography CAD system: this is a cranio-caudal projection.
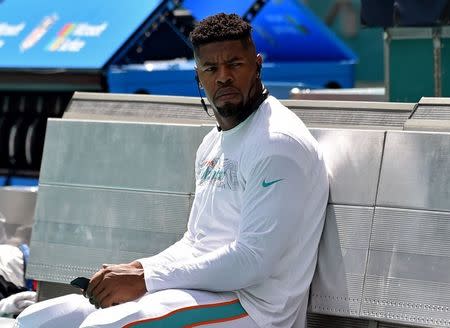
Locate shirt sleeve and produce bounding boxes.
[136,233,197,291]
[141,147,328,292]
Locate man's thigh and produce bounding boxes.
[80,289,259,328]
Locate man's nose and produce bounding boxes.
[216,66,232,85]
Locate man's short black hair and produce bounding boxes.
[190,13,253,51]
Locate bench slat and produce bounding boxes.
[40,119,209,194]
[377,131,450,212]
[310,129,385,206]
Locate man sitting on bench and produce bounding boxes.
[16,13,328,328]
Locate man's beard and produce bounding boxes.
[214,79,264,123]
[216,101,244,118]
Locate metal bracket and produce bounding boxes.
[433,27,442,97]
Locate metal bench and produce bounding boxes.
[309,129,450,328]
[28,119,209,300]
[26,93,450,327]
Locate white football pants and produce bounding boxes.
[14,289,260,328]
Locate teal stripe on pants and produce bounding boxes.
[125,300,247,328]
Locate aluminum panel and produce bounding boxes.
[411,105,450,120]
[362,275,450,327]
[27,186,190,283]
[291,87,386,102]
[412,97,450,120]
[310,205,374,317]
[310,129,385,206]
[40,119,211,193]
[404,119,450,132]
[69,92,203,105]
[370,207,450,258]
[283,100,413,128]
[366,250,450,285]
[282,99,414,110]
[65,92,214,123]
[362,207,450,327]
[28,241,185,283]
[293,108,409,128]
[34,185,190,231]
[419,97,450,106]
[377,131,450,211]
[65,98,216,124]
[31,222,184,255]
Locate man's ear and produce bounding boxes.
[195,68,203,88]
[256,53,263,67]
[256,54,263,77]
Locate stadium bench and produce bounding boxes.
[23,93,450,328]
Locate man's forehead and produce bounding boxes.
[194,40,252,63]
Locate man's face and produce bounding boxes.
[195,40,261,121]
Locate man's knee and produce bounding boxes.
[15,294,94,328]
[80,301,142,328]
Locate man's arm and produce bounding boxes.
[141,152,327,293]
[86,142,327,307]
[86,233,197,308]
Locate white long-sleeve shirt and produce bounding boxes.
[138,96,329,328]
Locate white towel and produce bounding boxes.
[0,291,36,316]
[0,245,24,288]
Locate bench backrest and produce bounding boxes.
[66,92,414,130]
[28,119,209,283]
[309,130,450,328]
[28,93,450,327]
[309,128,384,319]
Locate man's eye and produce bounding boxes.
[204,67,216,72]
[230,63,242,68]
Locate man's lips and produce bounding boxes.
[214,88,240,100]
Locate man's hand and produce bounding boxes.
[85,261,146,309]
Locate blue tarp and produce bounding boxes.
[0,0,164,69]
[183,0,357,63]
[251,1,356,62]
[0,176,39,186]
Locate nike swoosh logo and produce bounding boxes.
[262,178,284,188]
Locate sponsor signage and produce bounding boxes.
[0,22,26,36]
[46,22,108,52]
[20,15,58,52]
[0,0,162,69]
[0,22,26,50]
